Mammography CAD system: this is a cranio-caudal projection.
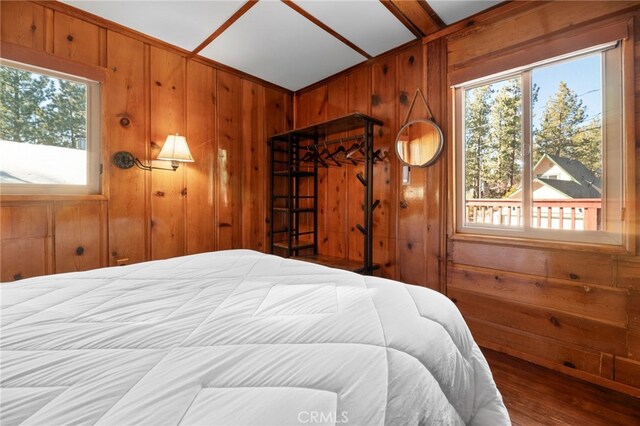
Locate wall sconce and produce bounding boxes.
[113,134,194,171]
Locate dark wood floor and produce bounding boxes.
[483,349,640,425]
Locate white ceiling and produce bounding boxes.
[428,0,502,25]
[199,1,369,91]
[62,0,502,91]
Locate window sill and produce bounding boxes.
[449,230,632,256]
[0,194,107,203]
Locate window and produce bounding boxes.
[0,59,101,195]
[455,43,624,246]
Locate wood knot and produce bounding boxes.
[408,55,415,65]
[382,64,389,74]
[569,273,579,280]
[155,191,165,197]
[30,24,37,32]
[407,242,413,250]
[371,94,381,107]
[66,34,74,42]
[399,200,408,209]
[155,81,162,86]
[399,91,408,105]
[75,246,85,256]
[119,117,130,127]
[563,361,577,369]
[181,188,188,196]
[548,316,561,327]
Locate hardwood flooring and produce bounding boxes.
[483,349,640,425]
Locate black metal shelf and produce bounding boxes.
[269,112,382,275]
[273,242,315,251]
[273,170,316,177]
[272,195,315,199]
[273,207,315,213]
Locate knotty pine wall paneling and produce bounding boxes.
[294,40,444,285]
[346,67,370,265]
[216,71,243,251]
[324,77,348,259]
[241,80,266,251]
[105,30,148,266]
[0,1,46,50]
[1,1,292,279]
[443,1,640,396]
[0,203,52,281]
[52,11,104,67]
[424,37,447,293]
[149,47,186,260]
[396,43,427,285]
[371,57,398,280]
[54,201,107,273]
[186,61,216,255]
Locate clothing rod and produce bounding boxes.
[301,134,364,148]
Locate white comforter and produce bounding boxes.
[0,250,509,425]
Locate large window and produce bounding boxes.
[0,59,101,194]
[455,43,624,246]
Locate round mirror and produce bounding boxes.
[395,119,444,167]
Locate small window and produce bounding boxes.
[455,43,624,246]
[0,59,101,195]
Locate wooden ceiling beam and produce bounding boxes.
[190,0,258,57]
[282,0,372,59]
[379,0,423,38]
[389,0,444,36]
[416,0,446,29]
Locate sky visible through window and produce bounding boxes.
[532,53,602,130]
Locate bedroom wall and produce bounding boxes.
[443,0,640,396]
[293,39,447,291]
[0,1,292,280]
[295,1,640,395]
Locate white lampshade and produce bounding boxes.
[157,134,194,163]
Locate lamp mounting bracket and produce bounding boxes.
[112,151,177,172]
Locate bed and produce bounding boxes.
[0,249,509,425]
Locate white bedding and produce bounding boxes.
[0,249,509,425]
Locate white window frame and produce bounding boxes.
[0,58,102,195]
[454,43,625,247]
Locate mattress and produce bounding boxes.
[0,249,509,425]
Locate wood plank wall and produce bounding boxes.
[443,1,640,396]
[295,1,640,395]
[0,1,291,278]
[294,40,446,291]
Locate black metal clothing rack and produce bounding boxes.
[269,112,383,275]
